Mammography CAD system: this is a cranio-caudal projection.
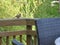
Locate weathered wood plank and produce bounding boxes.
[0,30,36,37]
[0,20,26,26]
[0,18,35,26]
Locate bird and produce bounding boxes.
[15,14,21,18]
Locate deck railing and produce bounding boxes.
[0,18,37,45]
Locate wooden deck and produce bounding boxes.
[0,18,37,45]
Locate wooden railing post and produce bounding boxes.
[0,37,2,45]
[34,35,38,45]
[20,35,22,42]
[13,35,16,39]
[26,25,32,45]
[6,36,9,45]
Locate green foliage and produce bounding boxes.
[34,0,59,18]
[0,0,37,18]
[0,0,20,18]
[0,0,59,18]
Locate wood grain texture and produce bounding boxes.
[0,30,36,37]
[0,18,35,26]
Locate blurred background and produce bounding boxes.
[0,0,59,18]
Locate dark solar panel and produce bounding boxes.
[36,18,60,45]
